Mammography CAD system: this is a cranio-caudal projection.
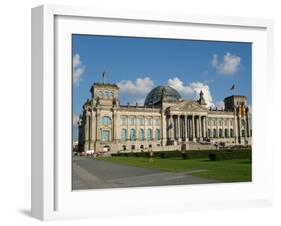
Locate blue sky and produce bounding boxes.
[72,34,252,141]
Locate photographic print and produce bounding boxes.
[72,35,252,190]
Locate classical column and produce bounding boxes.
[222,118,225,138]
[237,117,241,143]
[126,115,129,141]
[152,117,155,141]
[167,116,171,140]
[196,116,199,138]
[84,114,88,142]
[233,116,238,142]
[200,116,202,139]
[113,110,118,141]
[171,116,174,140]
[185,116,189,141]
[177,115,181,142]
[227,118,230,138]
[198,116,202,140]
[161,111,167,145]
[135,116,138,141]
[144,116,146,141]
[216,118,219,139]
[89,109,96,149]
[192,115,195,141]
[246,110,250,137]
[210,118,213,138]
[204,116,207,138]
[83,111,90,151]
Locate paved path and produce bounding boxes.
[72,156,218,190]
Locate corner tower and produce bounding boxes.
[90,83,119,107]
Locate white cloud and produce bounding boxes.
[135,98,145,105]
[118,77,154,96]
[211,52,241,75]
[215,101,225,110]
[73,54,85,85]
[73,114,80,126]
[117,76,219,108]
[167,77,193,96]
[117,77,154,105]
[248,105,252,114]
[167,77,214,107]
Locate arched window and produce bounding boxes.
[138,129,144,141]
[155,129,160,140]
[208,129,211,138]
[230,129,234,138]
[130,129,135,141]
[213,129,217,138]
[225,128,228,138]
[121,129,127,142]
[146,129,152,140]
[219,129,223,138]
[102,116,111,126]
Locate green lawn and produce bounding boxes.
[97,157,251,182]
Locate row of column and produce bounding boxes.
[167,115,207,142]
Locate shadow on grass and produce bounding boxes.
[199,159,252,163]
[199,159,213,162]
[239,160,252,164]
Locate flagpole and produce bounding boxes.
[230,84,235,96]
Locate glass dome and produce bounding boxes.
[144,85,181,106]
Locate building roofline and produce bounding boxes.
[92,83,119,89]
[224,95,247,100]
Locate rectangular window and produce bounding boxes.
[154,118,160,126]
[129,118,135,125]
[146,118,152,126]
[121,116,127,126]
[102,130,110,142]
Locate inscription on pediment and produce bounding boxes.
[169,101,207,112]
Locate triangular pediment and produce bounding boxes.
[168,101,207,113]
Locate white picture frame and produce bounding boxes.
[31,4,274,221]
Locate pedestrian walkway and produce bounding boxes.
[72,157,218,190]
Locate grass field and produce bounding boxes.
[97,156,252,182]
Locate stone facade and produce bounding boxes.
[77,82,252,153]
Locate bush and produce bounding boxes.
[158,151,181,158]
[111,149,251,161]
[208,151,251,161]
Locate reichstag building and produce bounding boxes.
[77,82,252,153]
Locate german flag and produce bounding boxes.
[239,105,245,117]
